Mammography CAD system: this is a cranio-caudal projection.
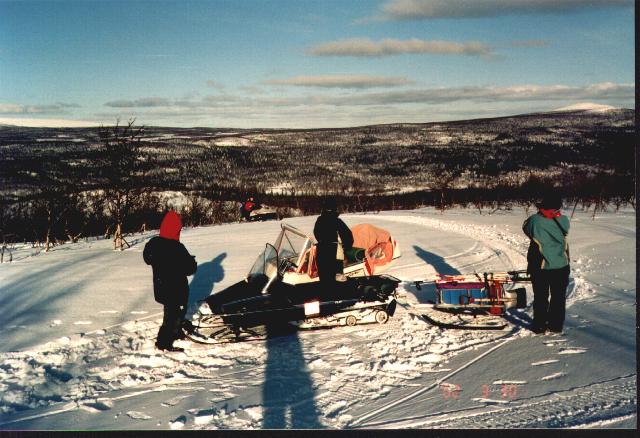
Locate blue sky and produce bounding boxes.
[0,0,634,128]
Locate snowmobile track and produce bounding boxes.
[350,334,517,427]
[373,375,637,429]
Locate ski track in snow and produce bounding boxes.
[541,372,567,381]
[0,304,517,428]
[558,348,588,355]
[531,360,560,367]
[0,209,634,429]
[370,375,637,429]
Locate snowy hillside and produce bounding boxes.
[552,102,618,113]
[0,207,635,430]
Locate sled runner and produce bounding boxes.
[186,223,401,344]
[414,271,531,330]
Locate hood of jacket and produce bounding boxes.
[159,211,182,241]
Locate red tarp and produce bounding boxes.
[295,223,395,277]
[352,223,394,274]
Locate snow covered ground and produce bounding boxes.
[0,207,635,430]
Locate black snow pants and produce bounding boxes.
[157,304,187,348]
[531,265,570,331]
[317,242,341,289]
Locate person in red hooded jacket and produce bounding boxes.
[239,197,259,221]
[143,211,197,352]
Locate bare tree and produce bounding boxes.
[432,165,462,214]
[99,119,145,250]
[33,162,76,252]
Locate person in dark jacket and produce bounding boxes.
[313,198,354,289]
[522,193,570,334]
[143,211,197,352]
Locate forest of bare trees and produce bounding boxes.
[0,109,635,251]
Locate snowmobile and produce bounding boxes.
[412,271,530,330]
[239,198,279,222]
[247,204,279,222]
[185,223,402,344]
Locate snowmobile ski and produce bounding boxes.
[420,306,508,330]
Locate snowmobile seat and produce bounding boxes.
[344,247,366,266]
[205,273,269,314]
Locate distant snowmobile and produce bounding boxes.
[239,198,278,222]
[186,223,402,344]
[412,271,530,330]
[247,205,278,221]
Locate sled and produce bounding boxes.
[186,223,401,344]
[414,271,530,330]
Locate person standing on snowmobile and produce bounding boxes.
[522,193,570,334]
[143,211,197,352]
[313,197,354,288]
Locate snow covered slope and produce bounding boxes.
[0,207,635,430]
[552,102,618,113]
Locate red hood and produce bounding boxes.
[159,211,182,241]
[539,208,561,219]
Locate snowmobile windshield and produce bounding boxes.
[279,229,309,260]
[248,243,279,281]
[274,224,314,267]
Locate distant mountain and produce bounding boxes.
[551,102,619,113]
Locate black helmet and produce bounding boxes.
[321,197,338,212]
[537,192,563,210]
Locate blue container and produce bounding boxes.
[440,288,487,305]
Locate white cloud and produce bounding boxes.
[0,117,101,128]
[206,80,225,90]
[0,102,81,114]
[94,82,633,128]
[251,82,635,107]
[105,97,172,108]
[264,75,414,88]
[101,82,633,110]
[0,103,24,113]
[239,85,268,95]
[336,82,634,106]
[307,38,493,57]
[374,0,633,21]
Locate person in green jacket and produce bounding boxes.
[522,193,570,334]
